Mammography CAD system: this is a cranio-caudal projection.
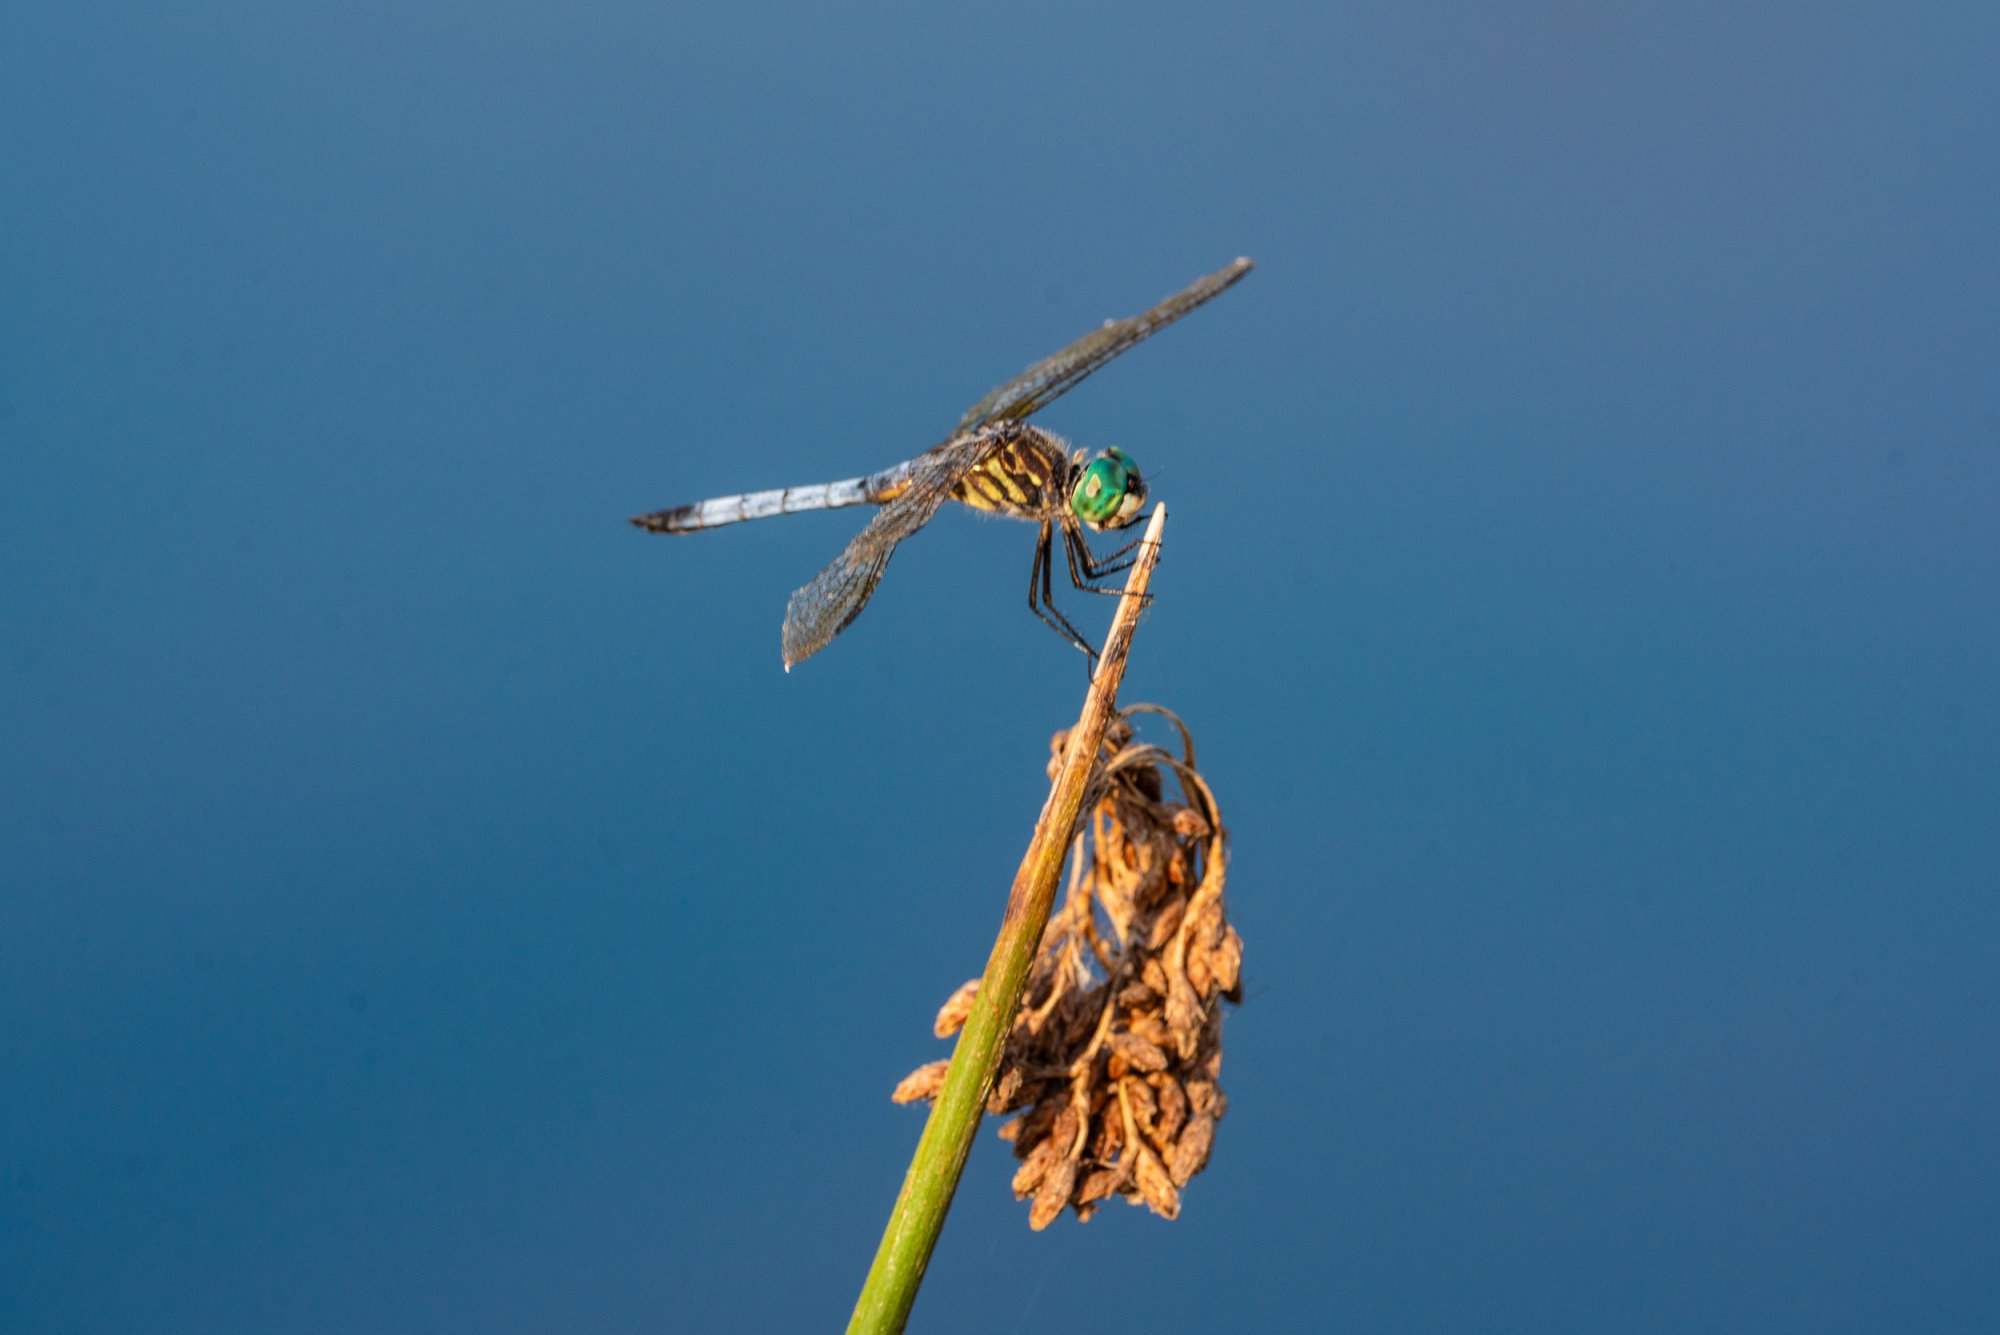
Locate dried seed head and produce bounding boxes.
[1120,1076,1158,1132]
[1131,1144,1181,1221]
[986,1063,1028,1114]
[933,979,980,1038]
[1011,1131,1063,1199]
[890,1061,949,1105]
[1108,1033,1169,1075]
[1029,1158,1079,1231]
[1151,1074,1189,1146]
[1168,1114,1215,1186]
[892,704,1244,1229]
[1076,1164,1127,1207]
[999,1099,1060,1146]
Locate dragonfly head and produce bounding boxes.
[1070,447,1148,531]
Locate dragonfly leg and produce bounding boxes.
[1083,531,1147,575]
[1029,522,1101,660]
[1061,522,1154,604]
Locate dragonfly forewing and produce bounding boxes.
[956,257,1254,432]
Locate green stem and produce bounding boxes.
[845,504,1169,1335]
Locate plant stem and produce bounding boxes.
[846,503,1170,1335]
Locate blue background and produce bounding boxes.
[5,5,1997,1331]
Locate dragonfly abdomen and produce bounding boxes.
[631,476,878,533]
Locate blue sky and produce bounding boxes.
[4,5,1997,1331]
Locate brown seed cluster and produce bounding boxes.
[893,705,1242,1228]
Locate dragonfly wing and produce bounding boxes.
[956,257,1253,432]
[780,436,996,668]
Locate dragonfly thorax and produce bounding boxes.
[1069,446,1148,531]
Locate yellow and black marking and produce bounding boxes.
[949,432,1066,518]
[862,427,1071,518]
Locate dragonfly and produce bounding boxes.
[631,257,1253,669]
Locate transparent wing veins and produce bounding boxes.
[780,434,1000,668]
[956,257,1254,432]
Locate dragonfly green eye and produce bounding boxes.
[1071,447,1147,530]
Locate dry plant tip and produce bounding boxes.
[891,704,1244,1229]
